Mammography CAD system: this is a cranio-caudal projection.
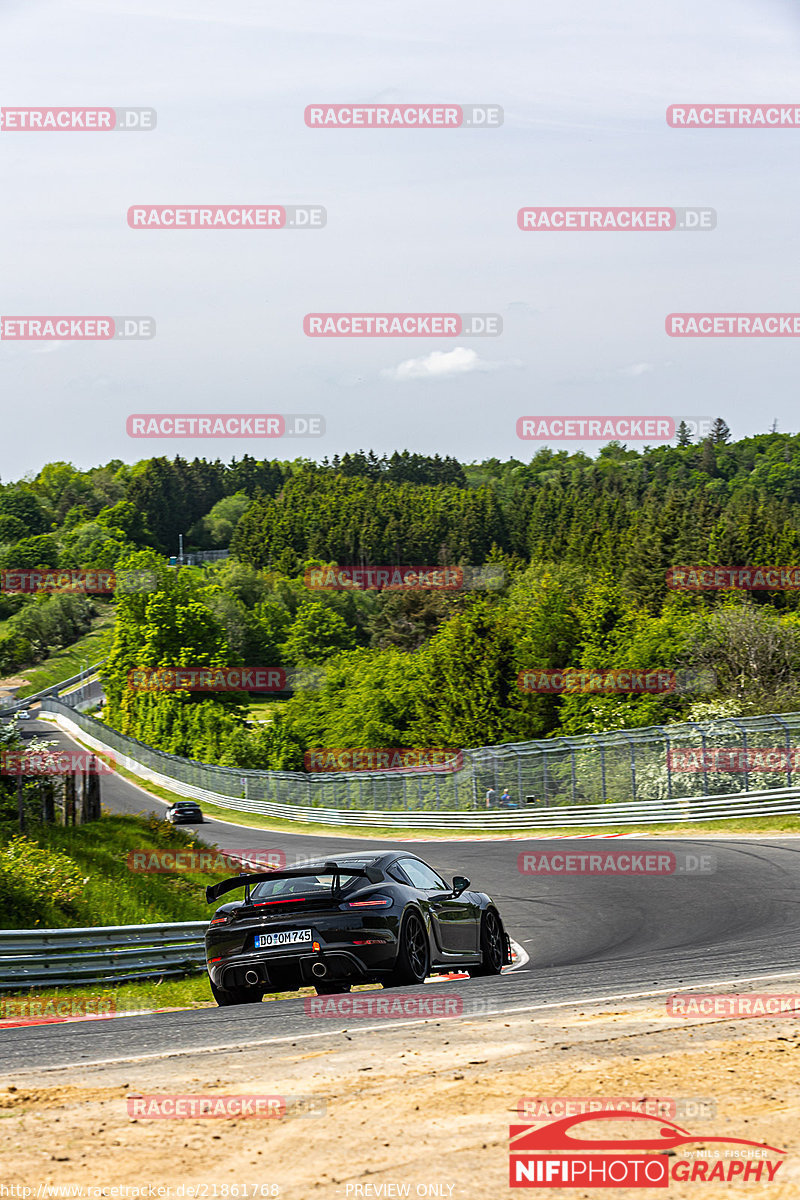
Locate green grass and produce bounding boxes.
[246,698,286,722]
[16,607,116,697]
[0,972,385,1014]
[0,973,218,1015]
[0,812,242,928]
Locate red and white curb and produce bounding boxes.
[425,937,528,982]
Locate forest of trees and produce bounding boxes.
[6,427,800,767]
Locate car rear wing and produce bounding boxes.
[205,861,382,904]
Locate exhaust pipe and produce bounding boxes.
[311,961,327,978]
[244,970,260,986]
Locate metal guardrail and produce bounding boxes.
[36,705,800,828]
[39,698,800,825]
[0,921,208,990]
[0,660,106,717]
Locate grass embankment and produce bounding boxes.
[0,812,216,929]
[0,809,375,1013]
[15,607,116,697]
[0,811,231,1006]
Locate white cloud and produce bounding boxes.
[617,362,655,377]
[382,346,515,382]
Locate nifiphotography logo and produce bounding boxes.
[509,1111,785,1187]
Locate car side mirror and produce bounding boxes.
[452,875,470,897]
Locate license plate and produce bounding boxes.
[255,929,312,949]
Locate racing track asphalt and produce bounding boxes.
[3,716,800,1074]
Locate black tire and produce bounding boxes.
[468,909,505,977]
[210,979,265,1006]
[313,982,352,995]
[384,911,429,987]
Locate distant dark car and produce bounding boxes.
[165,801,204,824]
[204,850,512,1006]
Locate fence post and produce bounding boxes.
[570,742,577,803]
[663,729,673,801]
[728,718,750,793]
[624,734,637,802]
[775,715,792,786]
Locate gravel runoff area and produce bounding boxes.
[1,983,799,1200]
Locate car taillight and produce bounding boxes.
[344,896,392,908]
[210,916,229,925]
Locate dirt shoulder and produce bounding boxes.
[1,992,799,1198]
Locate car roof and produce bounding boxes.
[290,850,426,870]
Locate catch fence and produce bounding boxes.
[39,699,800,820]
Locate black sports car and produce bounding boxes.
[165,801,204,825]
[204,850,511,1005]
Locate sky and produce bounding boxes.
[1,0,799,480]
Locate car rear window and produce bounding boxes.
[251,872,361,899]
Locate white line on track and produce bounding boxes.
[13,968,800,1076]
